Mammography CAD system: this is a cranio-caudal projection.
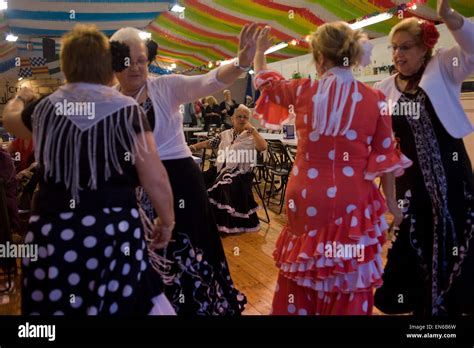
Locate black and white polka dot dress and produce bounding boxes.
[21,86,175,315]
[23,206,172,315]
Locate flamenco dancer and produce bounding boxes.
[374,0,474,316]
[253,22,412,315]
[3,25,176,315]
[109,24,263,315]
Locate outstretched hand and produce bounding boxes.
[256,26,274,53]
[437,0,451,18]
[237,23,263,68]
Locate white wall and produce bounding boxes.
[266,18,474,83]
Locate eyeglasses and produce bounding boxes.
[388,42,417,54]
[234,115,249,120]
[126,57,148,68]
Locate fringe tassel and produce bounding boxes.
[136,187,176,286]
[33,101,149,204]
[311,72,360,137]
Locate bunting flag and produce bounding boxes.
[18,56,50,78]
[18,57,32,78]
[30,56,49,75]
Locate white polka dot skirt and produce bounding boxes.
[22,207,167,315]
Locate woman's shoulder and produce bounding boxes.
[351,81,391,110]
[371,75,396,94]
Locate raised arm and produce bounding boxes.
[254,26,272,73]
[167,24,262,106]
[436,0,474,83]
[438,0,464,31]
[216,23,261,84]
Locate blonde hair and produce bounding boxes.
[389,18,433,62]
[206,96,217,106]
[233,104,250,116]
[61,24,113,85]
[311,21,366,67]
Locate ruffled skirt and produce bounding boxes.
[207,168,260,234]
[272,185,388,315]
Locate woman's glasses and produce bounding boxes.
[126,57,148,68]
[388,42,417,54]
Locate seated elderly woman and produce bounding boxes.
[190,105,267,233]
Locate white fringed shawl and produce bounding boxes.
[32,82,148,202]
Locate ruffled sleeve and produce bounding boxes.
[253,70,307,130]
[364,93,412,180]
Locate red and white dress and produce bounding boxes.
[254,67,412,315]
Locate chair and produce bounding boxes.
[0,178,17,293]
[264,140,292,214]
[251,157,270,224]
[198,125,221,171]
[285,144,297,164]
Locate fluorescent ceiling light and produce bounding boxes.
[219,59,235,66]
[139,31,151,40]
[265,42,288,55]
[217,42,288,66]
[6,33,18,42]
[170,4,185,13]
[348,12,393,30]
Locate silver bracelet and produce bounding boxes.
[233,58,251,72]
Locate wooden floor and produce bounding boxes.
[0,182,391,316]
[222,194,391,315]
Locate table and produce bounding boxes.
[194,131,208,139]
[259,132,297,146]
[183,126,203,143]
[183,126,203,132]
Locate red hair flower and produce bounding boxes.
[420,21,440,48]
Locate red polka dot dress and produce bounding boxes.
[254,67,412,315]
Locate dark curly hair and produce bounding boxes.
[110,39,158,72]
[110,40,130,72]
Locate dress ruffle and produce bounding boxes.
[365,148,413,180]
[273,186,389,293]
[207,169,261,234]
